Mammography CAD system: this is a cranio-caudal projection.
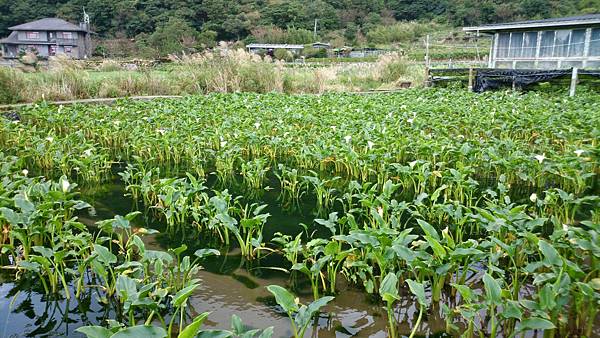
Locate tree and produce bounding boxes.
[148,17,198,56]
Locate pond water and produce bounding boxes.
[0,174,598,337]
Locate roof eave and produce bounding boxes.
[464,19,600,33]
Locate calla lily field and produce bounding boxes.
[0,89,598,337]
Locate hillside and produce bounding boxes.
[0,0,598,57]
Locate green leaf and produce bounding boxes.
[295,296,334,329]
[14,196,35,214]
[406,279,427,307]
[417,219,440,241]
[194,248,220,259]
[501,300,522,320]
[197,331,234,338]
[178,312,210,338]
[538,240,562,266]
[94,244,117,265]
[266,285,299,313]
[482,273,502,305]
[379,272,399,304]
[111,325,167,338]
[538,284,556,311]
[518,317,555,331]
[172,284,199,307]
[231,314,244,335]
[424,235,446,259]
[258,327,274,338]
[75,326,113,338]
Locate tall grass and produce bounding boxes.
[0,51,425,104]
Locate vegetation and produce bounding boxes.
[0,89,599,336]
[0,52,423,104]
[1,0,598,56]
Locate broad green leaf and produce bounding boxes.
[417,219,440,240]
[194,248,220,259]
[482,273,502,305]
[379,272,399,304]
[406,279,427,307]
[94,244,117,265]
[75,326,112,338]
[518,317,555,331]
[197,331,234,338]
[266,285,299,313]
[111,325,167,338]
[172,284,199,307]
[178,312,210,338]
[538,240,562,266]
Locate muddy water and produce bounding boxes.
[0,177,598,337]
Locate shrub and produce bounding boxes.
[274,49,294,62]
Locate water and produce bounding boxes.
[0,176,598,337]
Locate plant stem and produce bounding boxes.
[409,305,423,338]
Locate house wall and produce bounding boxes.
[17,31,48,42]
[490,26,600,69]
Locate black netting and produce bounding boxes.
[472,69,600,92]
[473,69,573,92]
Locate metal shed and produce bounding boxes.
[246,44,304,54]
[464,14,600,69]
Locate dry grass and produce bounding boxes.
[0,50,425,104]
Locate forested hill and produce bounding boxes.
[0,0,598,52]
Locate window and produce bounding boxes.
[49,45,57,56]
[62,32,73,39]
[497,33,510,58]
[590,28,600,56]
[509,32,524,58]
[540,30,555,57]
[26,31,39,39]
[64,46,72,54]
[553,30,570,57]
[568,29,586,57]
[522,32,538,58]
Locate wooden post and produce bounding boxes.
[468,67,474,92]
[425,66,430,87]
[570,67,578,97]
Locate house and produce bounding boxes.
[464,14,600,69]
[246,43,304,56]
[0,18,92,59]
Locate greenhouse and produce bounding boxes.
[464,14,600,69]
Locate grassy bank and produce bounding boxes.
[0,51,424,104]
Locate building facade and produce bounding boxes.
[1,18,92,59]
[464,14,600,69]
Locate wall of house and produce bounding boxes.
[491,26,600,69]
[17,31,48,42]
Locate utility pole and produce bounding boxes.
[314,19,318,40]
[425,35,430,68]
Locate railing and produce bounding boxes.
[49,38,78,45]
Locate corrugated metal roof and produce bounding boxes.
[464,14,600,33]
[246,43,304,49]
[9,18,88,32]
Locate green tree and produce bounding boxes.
[148,17,198,56]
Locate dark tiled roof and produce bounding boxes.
[0,31,18,44]
[9,18,87,32]
[464,14,600,32]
